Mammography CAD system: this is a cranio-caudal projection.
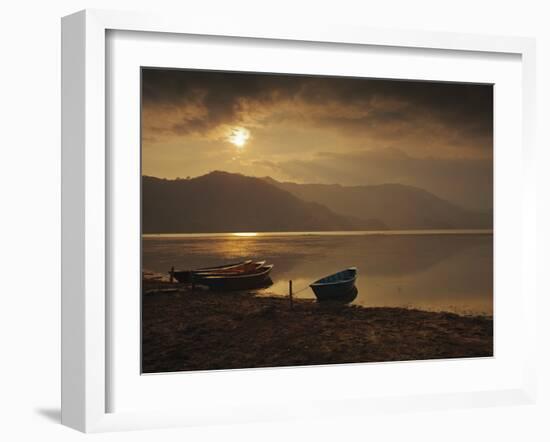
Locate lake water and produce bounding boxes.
[142,231,493,315]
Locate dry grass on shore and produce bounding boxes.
[142,286,493,373]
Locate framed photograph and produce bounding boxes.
[61,9,537,432]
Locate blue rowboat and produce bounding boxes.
[310,267,358,301]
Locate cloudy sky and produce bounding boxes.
[141,68,493,210]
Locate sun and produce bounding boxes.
[228,127,250,149]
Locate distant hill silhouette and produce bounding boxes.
[142,172,386,233]
[263,177,492,230]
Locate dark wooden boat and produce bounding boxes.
[197,260,266,277]
[310,267,357,301]
[197,264,274,291]
[172,260,255,283]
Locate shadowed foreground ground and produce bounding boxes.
[142,288,493,373]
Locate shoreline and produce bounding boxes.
[142,285,493,373]
[143,228,493,239]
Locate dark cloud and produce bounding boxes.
[141,68,493,148]
[142,69,302,136]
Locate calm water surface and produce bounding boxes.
[142,231,493,315]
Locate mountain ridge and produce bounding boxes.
[142,171,386,234]
[262,176,492,230]
[142,171,491,233]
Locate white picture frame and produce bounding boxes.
[61,9,537,433]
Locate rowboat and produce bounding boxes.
[201,260,266,275]
[172,260,256,283]
[310,267,357,301]
[197,264,274,291]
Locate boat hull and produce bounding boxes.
[172,260,254,283]
[310,267,358,302]
[310,279,357,301]
[197,265,274,291]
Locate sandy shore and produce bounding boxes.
[142,285,493,373]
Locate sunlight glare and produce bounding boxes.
[228,127,250,149]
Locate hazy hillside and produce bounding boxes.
[142,172,386,233]
[263,177,492,230]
